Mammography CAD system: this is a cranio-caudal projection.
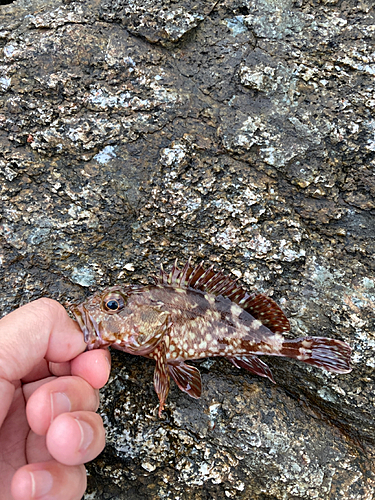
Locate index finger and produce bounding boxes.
[0,298,85,427]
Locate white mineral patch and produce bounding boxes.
[93,145,117,165]
[160,143,187,166]
[124,263,135,271]
[89,88,121,108]
[123,56,135,66]
[0,164,17,181]
[236,117,263,148]
[331,384,346,396]
[242,187,260,205]
[28,227,51,245]
[239,64,276,92]
[213,225,240,250]
[224,16,248,36]
[243,0,307,40]
[317,388,337,403]
[211,199,242,216]
[3,44,16,58]
[185,196,201,212]
[365,120,375,151]
[275,239,306,262]
[141,461,156,472]
[83,493,97,500]
[362,277,374,291]
[337,55,375,76]
[71,267,95,287]
[244,233,272,258]
[0,77,11,91]
[231,269,242,278]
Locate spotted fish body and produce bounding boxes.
[70,260,352,416]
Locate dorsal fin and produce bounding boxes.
[238,293,290,333]
[155,260,290,334]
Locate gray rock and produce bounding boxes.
[0,0,374,498]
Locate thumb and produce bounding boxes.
[0,298,86,428]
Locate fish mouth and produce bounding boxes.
[69,304,104,350]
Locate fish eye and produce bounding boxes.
[107,300,120,310]
[102,293,125,313]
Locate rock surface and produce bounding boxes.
[0,0,374,498]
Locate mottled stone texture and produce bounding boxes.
[1,0,374,498]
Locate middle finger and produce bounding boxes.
[26,376,100,435]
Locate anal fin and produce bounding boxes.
[168,362,202,399]
[229,355,275,384]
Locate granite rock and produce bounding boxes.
[0,0,374,498]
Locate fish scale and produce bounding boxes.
[69,259,352,416]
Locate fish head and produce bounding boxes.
[68,285,167,355]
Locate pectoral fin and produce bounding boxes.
[229,355,275,384]
[126,311,171,356]
[152,341,170,417]
[168,362,202,399]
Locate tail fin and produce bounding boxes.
[280,336,352,374]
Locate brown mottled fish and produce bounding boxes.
[69,259,352,416]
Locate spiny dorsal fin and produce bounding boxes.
[156,260,290,334]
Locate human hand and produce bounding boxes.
[0,298,111,500]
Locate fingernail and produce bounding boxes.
[75,418,94,452]
[30,470,53,498]
[50,392,71,421]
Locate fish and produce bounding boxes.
[69,259,352,416]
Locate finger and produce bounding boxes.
[0,298,85,381]
[22,359,51,383]
[26,376,100,435]
[0,298,85,428]
[49,361,72,377]
[26,431,53,463]
[71,349,111,389]
[25,350,111,403]
[0,379,15,431]
[46,411,106,466]
[11,461,86,500]
[23,376,57,402]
